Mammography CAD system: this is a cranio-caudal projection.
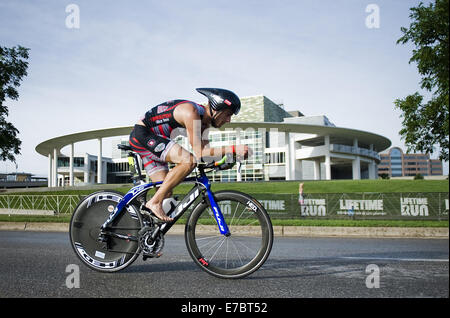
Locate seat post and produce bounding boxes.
[131,152,143,179]
[117,144,144,184]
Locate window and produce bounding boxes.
[390,148,403,176]
[265,152,285,164]
[57,158,69,167]
[57,157,84,167]
[74,158,84,167]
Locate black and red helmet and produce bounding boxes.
[196,88,241,115]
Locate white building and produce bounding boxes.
[36,95,391,187]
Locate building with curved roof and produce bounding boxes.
[36,95,391,187]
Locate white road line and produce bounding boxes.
[340,256,449,262]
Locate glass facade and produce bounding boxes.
[389,148,403,177]
[57,157,84,167]
[172,129,265,182]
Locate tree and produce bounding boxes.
[394,0,449,161]
[0,45,30,162]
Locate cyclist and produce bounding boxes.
[129,88,251,222]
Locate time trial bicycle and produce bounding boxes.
[69,145,273,279]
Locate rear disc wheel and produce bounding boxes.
[69,191,142,272]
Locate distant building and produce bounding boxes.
[0,172,47,188]
[55,153,112,186]
[377,147,443,178]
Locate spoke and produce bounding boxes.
[197,235,222,250]
[225,238,229,268]
[195,235,221,241]
[229,202,240,226]
[208,236,227,262]
[228,237,245,267]
[232,206,246,226]
[231,237,260,255]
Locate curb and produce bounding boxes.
[280,225,449,238]
[0,222,448,238]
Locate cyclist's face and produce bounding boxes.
[213,109,233,127]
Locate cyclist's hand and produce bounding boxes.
[236,145,252,160]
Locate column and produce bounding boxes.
[314,160,321,180]
[324,135,331,180]
[352,138,361,180]
[69,143,74,186]
[84,154,89,185]
[284,132,291,180]
[48,153,52,187]
[97,138,102,184]
[236,129,242,182]
[53,148,58,187]
[368,144,376,179]
[289,134,302,180]
[369,160,377,179]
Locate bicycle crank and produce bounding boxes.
[138,226,164,260]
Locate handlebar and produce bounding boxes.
[198,153,237,171]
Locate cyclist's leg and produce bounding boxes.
[145,144,196,221]
[129,126,175,221]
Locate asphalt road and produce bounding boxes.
[0,230,448,298]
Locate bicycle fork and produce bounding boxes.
[196,175,230,236]
[160,175,230,236]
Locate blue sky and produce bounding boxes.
[1,0,447,176]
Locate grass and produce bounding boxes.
[0,214,447,228]
[0,215,73,223]
[3,179,447,196]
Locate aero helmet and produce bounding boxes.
[196,88,241,115]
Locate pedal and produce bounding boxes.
[143,252,163,261]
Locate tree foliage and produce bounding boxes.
[0,45,30,162]
[394,0,449,161]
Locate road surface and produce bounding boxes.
[0,230,447,299]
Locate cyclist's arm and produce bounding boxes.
[198,129,234,160]
[179,104,234,160]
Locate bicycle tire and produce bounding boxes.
[69,190,142,272]
[185,190,273,279]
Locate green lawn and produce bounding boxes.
[1,179,448,196]
[0,214,447,228]
[105,179,450,195]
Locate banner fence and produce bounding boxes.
[0,192,448,220]
[252,192,449,220]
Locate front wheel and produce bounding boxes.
[185,191,273,279]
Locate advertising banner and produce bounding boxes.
[250,192,449,220]
[0,192,448,220]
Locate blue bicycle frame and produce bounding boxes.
[100,169,230,236]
